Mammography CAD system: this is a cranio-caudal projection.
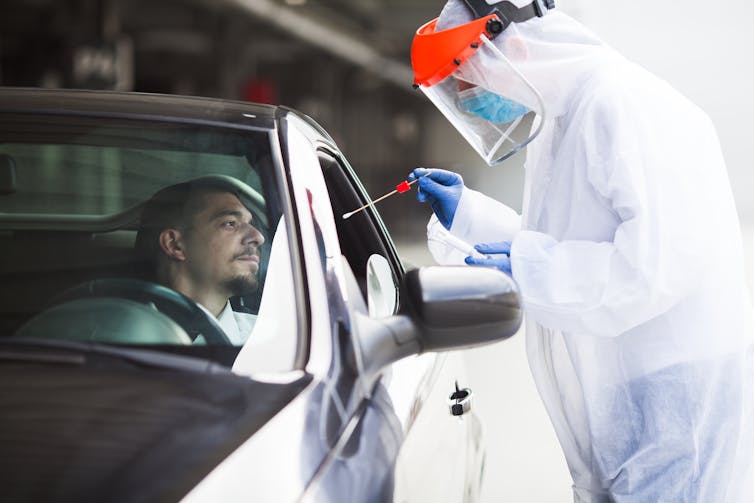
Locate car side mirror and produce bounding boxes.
[351,264,522,394]
[403,266,522,352]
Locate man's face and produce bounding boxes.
[181,191,265,297]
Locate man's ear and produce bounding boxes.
[159,228,186,261]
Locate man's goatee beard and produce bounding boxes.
[225,274,258,296]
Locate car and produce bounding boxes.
[0,87,522,502]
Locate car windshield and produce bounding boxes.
[0,111,298,367]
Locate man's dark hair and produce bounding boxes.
[134,181,196,274]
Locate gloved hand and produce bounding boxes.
[465,241,512,275]
[408,167,464,230]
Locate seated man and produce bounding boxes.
[135,177,265,345]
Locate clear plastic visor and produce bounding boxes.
[419,36,544,165]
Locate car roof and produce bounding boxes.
[0,87,279,130]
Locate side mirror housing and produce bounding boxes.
[403,266,522,352]
[352,265,522,393]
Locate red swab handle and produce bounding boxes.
[395,181,411,193]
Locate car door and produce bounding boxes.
[194,110,491,502]
[279,113,402,501]
[184,111,377,503]
[305,128,485,502]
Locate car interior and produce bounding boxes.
[0,108,407,375]
[0,114,282,367]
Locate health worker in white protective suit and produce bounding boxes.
[408,0,754,501]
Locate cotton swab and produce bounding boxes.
[342,175,424,220]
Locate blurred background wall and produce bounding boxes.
[1,0,751,239]
[1,0,752,500]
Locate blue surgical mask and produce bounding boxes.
[458,87,529,124]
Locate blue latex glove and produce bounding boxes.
[465,241,512,275]
[408,167,463,230]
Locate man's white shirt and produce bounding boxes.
[195,300,256,345]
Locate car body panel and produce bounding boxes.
[0,88,517,502]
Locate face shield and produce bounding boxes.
[411,8,548,165]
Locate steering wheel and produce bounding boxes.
[55,278,232,345]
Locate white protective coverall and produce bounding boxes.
[429,2,754,501]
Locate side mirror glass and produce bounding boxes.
[366,254,398,318]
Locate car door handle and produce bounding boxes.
[448,381,473,416]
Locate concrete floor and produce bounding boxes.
[395,224,754,502]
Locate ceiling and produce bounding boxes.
[0,0,449,240]
[0,0,446,95]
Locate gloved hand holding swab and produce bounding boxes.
[427,222,488,260]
